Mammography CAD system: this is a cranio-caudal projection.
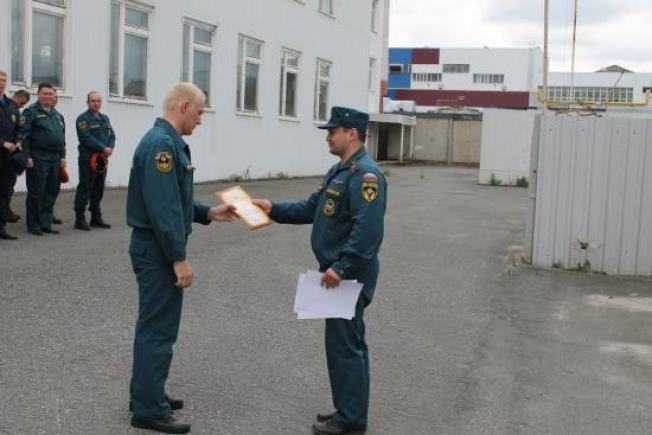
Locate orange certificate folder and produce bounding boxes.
[215,185,272,230]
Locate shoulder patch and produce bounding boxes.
[78,120,89,130]
[361,172,379,203]
[154,151,173,173]
[11,114,16,123]
[19,116,26,125]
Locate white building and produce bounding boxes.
[388,46,652,113]
[1,0,390,190]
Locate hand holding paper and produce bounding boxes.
[215,185,272,230]
[294,270,363,320]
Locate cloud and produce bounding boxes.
[389,0,652,73]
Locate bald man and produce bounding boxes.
[126,82,237,434]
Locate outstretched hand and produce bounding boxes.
[208,204,238,222]
[251,199,272,214]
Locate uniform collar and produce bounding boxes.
[338,146,367,170]
[154,117,188,153]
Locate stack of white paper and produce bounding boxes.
[293,270,363,320]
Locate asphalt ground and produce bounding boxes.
[1,165,651,435]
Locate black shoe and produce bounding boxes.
[52,216,62,224]
[131,415,190,434]
[312,419,366,435]
[89,219,111,229]
[316,411,336,422]
[0,227,18,240]
[28,228,43,236]
[129,395,184,412]
[41,228,60,234]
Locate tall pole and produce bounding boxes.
[569,0,578,103]
[543,0,549,112]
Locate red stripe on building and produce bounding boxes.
[395,89,530,108]
[412,48,440,65]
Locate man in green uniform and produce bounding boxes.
[18,82,66,236]
[127,82,237,434]
[254,106,387,435]
[0,70,25,240]
[73,91,115,230]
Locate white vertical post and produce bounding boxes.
[399,124,405,162]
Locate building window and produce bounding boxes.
[473,74,504,84]
[11,0,66,88]
[279,48,300,118]
[546,86,634,103]
[237,35,263,114]
[389,64,410,74]
[368,58,377,90]
[413,73,442,83]
[443,64,470,74]
[371,0,379,32]
[110,1,151,99]
[319,0,333,15]
[314,59,331,121]
[182,20,215,107]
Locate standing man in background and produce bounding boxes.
[127,82,237,434]
[253,106,387,435]
[0,70,22,240]
[19,82,66,236]
[3,89,31,224]
[50,88,63,225]
[74,91,115,230]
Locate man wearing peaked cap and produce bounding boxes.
[317,106,370,135]
[253,105,387,435]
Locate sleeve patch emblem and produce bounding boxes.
[11,114,16,123]
[154,151,173,173]
[362,173,379,203]
[78,120,88,129]
[19,116,26,125]
[323,198,336,216]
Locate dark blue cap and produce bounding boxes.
[318,106,369,135]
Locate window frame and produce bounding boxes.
[109,1,152,101]
[279,48,301,118]
[182,19,216,108]
[236,35,264,115]
[472,73,505,84]
[11,0,67,89]
[319,0,334,15]
[442,64,470,74]
[371,0,379,33]
[314,58,331,122]
[368,57,377,90]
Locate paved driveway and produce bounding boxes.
[1,165,650,435]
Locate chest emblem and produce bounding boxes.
[362,173,379,203]
[323,198,336,217]
[154,151,173,173]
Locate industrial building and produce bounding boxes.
[387,46,652,112]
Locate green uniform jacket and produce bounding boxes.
[76,110,115,160]
[18,102,66,162]
[126,118,211,263]
[270,147,387,282]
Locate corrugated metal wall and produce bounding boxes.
[530,115,652,276]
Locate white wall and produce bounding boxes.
[479,109,537,185]
[2,0,388,191]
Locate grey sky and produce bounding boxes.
[389,0,651,73]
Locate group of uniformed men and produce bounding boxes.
[0,69,115,240]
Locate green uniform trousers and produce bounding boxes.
[128,229,183,420]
